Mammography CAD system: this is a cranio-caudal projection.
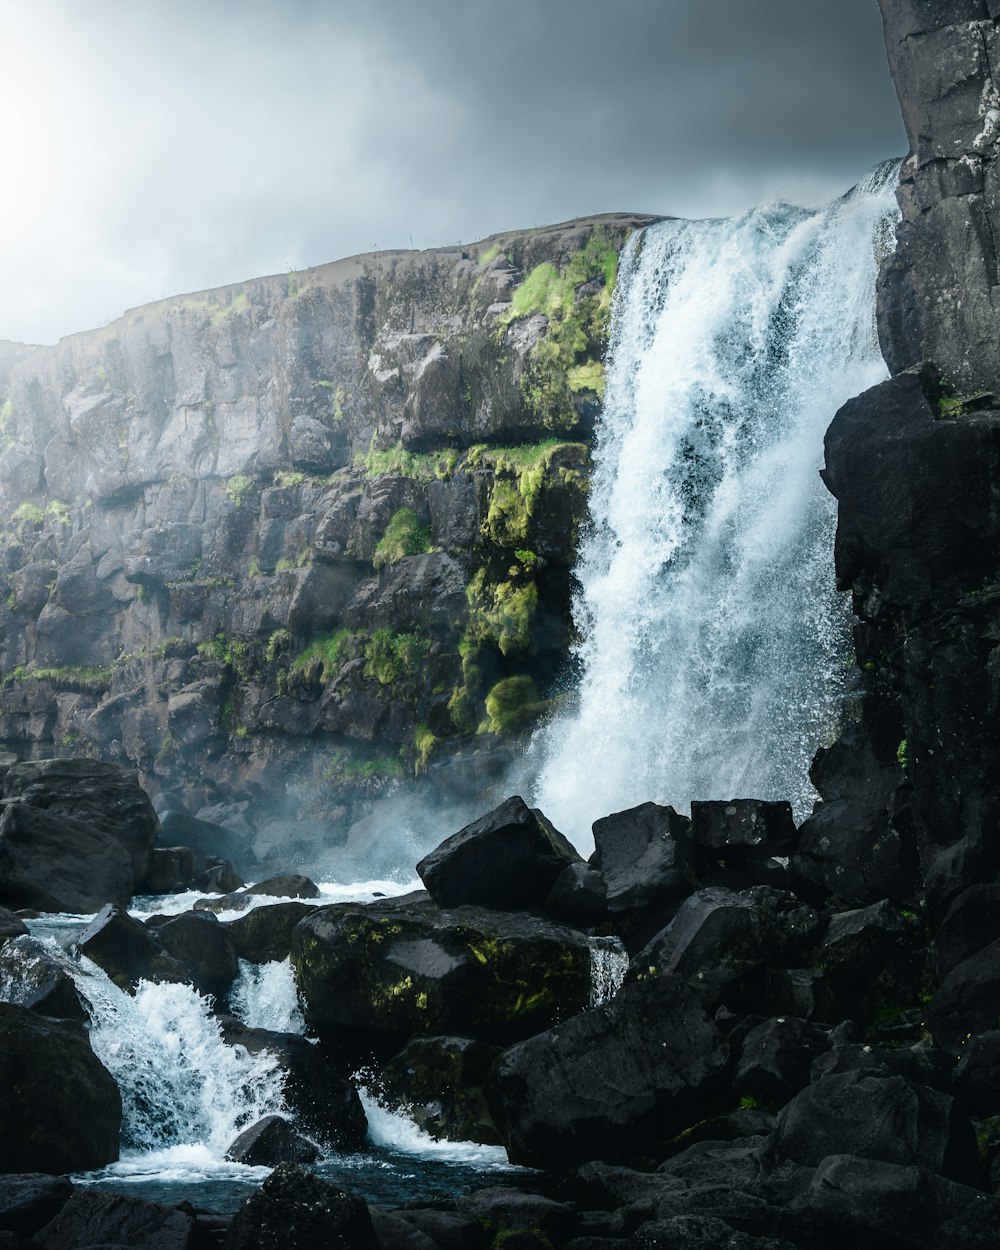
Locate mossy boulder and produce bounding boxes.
[376,1035,504,1145]
[291,896,594,1046]
[0,1003,121,1174]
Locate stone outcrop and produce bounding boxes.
[0,216,652,859]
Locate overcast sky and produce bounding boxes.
[0,0,904,345]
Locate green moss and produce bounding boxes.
[897,738,909,771]
[357,439,459,481]
[151,636,187,659]
[414,722,438,773]
[196,633,253,680]
[467,570,537,657]
[478,242,502,266]
[7,664,114,693]
[481,675,546,734]
[224,474,255,507]
[266,628,293,663]
[273,469,306,488]
[567,360,606,397]
[275,548,313,572]
[363,629,431,687]
[12,502,45,526]
[373,508,433,568]
[210,291,248,325]
[292,629,357,684]
[321,748,405,783]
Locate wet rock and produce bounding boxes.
[292,897,593,1047]
[492,976,726,1170]
[0,803,134,914]
[459,1189,576,1243]
[377,1035,503,1145]
[34,1190,195,1250]
[543,862,607,926]
[632,1215,796,1250]
[933,884,1000,978]
[591,802,698,921]
[629,887,820,1011]
[145,910,239,998]
[74,904,185,991]
[157,809,248,874]
[2,758,157,882]
[226,901,314,963]
[368,1207,442,1250]
[191,857,245,894]
[217,1018,367,1149]
[393,1208,486,1250]
[768,1071,980,1185]
[955,1030,1000,1116]
[732,1016,830,1108]
[224,1162,378,1250]
[811,1041,951,1093]
[0,1175,73,1236]
[0,1003,121,1173]
[927,938,1000,1054]
[690,799,796,859]
[0,935,88,1021]
[416,796,582,911]
[0,910,27,943]
[144,846,205,894]
[224,1115,319,1166]
[244,874,320,900]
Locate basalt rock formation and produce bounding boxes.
[0,214,652,857]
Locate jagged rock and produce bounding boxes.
[377,1035,503,1145]
[591,802,697,919]
[74,904,185,991]
[33,1190,195,1250]
[191,857,245,894]
[217,1018,367,1149]
[1,758,157,881]
[767,1071,980,1185]
[0,1176,73,1237]
[491,976,726,1170]
[292,896,593,1046]
[224,1162,378,1250]
[926,938,1000,1054]
[933,884,1000,977]
[415,796,582,911]
[144,846,205,894]
[0,935,88,1021]
[543,861,607,926]
[157,809,248,873]
[0,910,27,943]
[811,1042,951,1093]
[629,887,820,1011]
[225,901,314,963]
[690,799,796,859]
[459,1189,576,1243]
[245,874,320,900]
[393,1208,486,1250]
[632,1215,796,1250]
[145,910,239,998]
[0,803,134,914]
[732,1017,830,1108]
[224,1115,319,1166]
[785,1154,1000,1250]
[0,1003,120,1173]
[367,1208,442,1250]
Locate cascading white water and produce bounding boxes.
[587,936,628,1007]
[532,164,900,847]
[228,958,305,1034]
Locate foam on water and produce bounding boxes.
[227,958,305,1034]
[359,1089,514,1170]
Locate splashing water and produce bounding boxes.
[228,958,305,1034]
[532,163,900,847]
[587,936,628,1007]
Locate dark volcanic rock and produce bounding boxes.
[933,883,1000,977]
[2,758,157,881]
[144,846,205,894]
[492,976,726,1170]
[0,1003,121,1173]
[74,904,185,991]
[0,910,26,943]
[543,861,607,926]
[0,935,88,1021]
[226,901,315,963]
[145,910,239,997]
[690,799,796,858]
[768,1071,980,1185]
[224,1162,378,1250]
[245,874,320,900]
[377,1035,503,1145]
[732,1016,830,1108]
[157,809,248,873]
[955,1030,1000,1116]
[292,897,593,1046]
[926,937,1000,1054]
[225,1115,319,1166]
[0,1175,73,1236]
[591,801,697,916]
[0,802,134,914]
[34,1190,195,1250]
[416,796,582,911]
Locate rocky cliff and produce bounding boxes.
[0,214,653,849]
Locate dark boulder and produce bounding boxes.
[811,1041,952,1093]
[144,846,205,894]
[224,1162,378,1250]
[225,1115,319,1166]
[955,1030,1000,1116]
[690,799,796,859]
[34,1190,195,1250]
[0,1003,120,1173]
[394,1208,486,1250]
[377,1035,503,1145]
[145,910,239,998]
[157,809,248,874]
[0,803,133,914]
[491,976,726,1170]
[2,758,157,882]
[927,938,1000,1054]
[217,1018,367,1149]
[786,1154,1000,1250]
[74,905,185,991]
[632,1215,796,1250]
[629,887,820,1011]
[0,1175,73,1236]
[292,898,593,1046]
[544,862,607,926]
[768,1071,980,1185]
[459,1189,576,1244]
[191,857,245,894]
[416,796,582,911]
[0,910,27,943]
[245,874,320,900]
[368,1207,442,1250]
[732,1017,830,1108]
[933,884,1000,977]
[590,802,698,932]
[225,901,314,963]
[0,935,88,1021]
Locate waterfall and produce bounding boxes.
[532,163,900,847]
[228,958,305,1034]
[587,936,628,1007]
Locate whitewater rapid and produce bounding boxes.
[531,163,900,845]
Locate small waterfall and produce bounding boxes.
[75,955,286,1157]
[588,936,628,1007]
[228,958,305,1034]
[533,163,900,846]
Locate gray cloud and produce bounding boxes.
[0,0,904,344]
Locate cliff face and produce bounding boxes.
[0,214,653,834]
[804,2,1000,919]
